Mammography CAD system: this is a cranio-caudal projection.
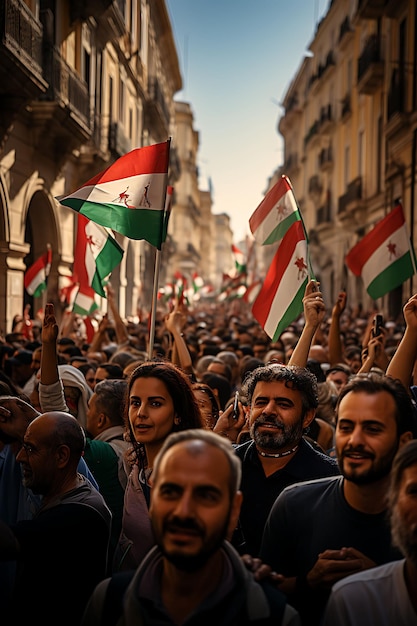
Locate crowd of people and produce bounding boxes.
[0,280,417,625]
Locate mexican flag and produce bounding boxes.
[24,245,52,297]
[73,215,124,298]
[57,140,170,249]
[345,203,416,300]
[249,175,301,246]
[252,221,312,341]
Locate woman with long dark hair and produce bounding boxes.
[114,360,204,571]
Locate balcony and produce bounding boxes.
[282,153,300,177]
[338,16,354,50]
[320,104,334,134]
[385,0,407,18]
[145,76,170,135]
[29,46,92,160]
[386,69,409,140]
[308,175,323,197]
[338,177,363,214]
[316,201,331,226]
[356,0,387,20]
[109,122,131,157]
[278,94,302,133]
[70,0,125,39]
[357,35,384,95]
[340,94,352,122]
[318,146,333,172]
[304,120,320,149]
[0,0,48,142]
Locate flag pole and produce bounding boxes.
[148,247,162,359]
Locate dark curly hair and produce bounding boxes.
[124,360,204,469]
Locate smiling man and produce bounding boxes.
[259,372,417,626]
[82,430,301,625]
[231,363,339,556]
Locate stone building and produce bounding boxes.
[270,0,416,319]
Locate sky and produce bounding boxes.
[166,0,330,243]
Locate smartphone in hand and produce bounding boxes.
[373,314,384,337]
[233,391,240,420]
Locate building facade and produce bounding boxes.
[273,0,416,320]
[0,0,228,335]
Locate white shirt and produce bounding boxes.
[322,559,417,626]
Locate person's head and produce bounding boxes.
[86,378,128,438]
[207,358,232,383]
[78,362,97,392]
[216,351,240,385]
[125,361,204,467]
[242,363,318,454]
[344,346,362,374]
[252,340,270,361]
[58,364,92,426]
[0,395,40,444]
[335,373,416,486]
[15,411,85,497]
[201,371,232,411]
[149,429,242,572]
[326,363,351,393]
[192,383,221,430]
[30,347,42,374]
[193,355,216,381]
[94,363,124,385]
[8,349,33,386]
[388,440,417,567]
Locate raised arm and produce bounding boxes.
[386,292,417,389]
[327,290,347,366]
[106,283,129,345]
[288,280,326,367]
[164,302,193,376]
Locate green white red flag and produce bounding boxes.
[252,221,311,341]
[73,214,124,298]
[249,175,301,246]
[24,245,52,297]
[57,140,170,250]
[345,202,416,300]
[231,244,247,276]
[72,285,99,316]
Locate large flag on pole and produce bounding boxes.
[57,140,170,249]
[252,221,311,341]
[249,175,301,246]
[73,215,124,298]
[345,202,417,300]
[24,245,52,297]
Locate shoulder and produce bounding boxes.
[332,559,405,595]
[297,439,340,471]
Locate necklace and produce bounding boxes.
[257,444,299,459]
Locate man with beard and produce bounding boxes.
[322,438,417,625]
[212,280,339,557]
[230,363,339,556]
[259,373,416,626]
[81,429,301,626]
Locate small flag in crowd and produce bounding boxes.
[24,245,52,297]
[231,244,247,276]
[345,202,416,300]
[249,175,301,246]
[72,285,99,317]
[252,221,312,341]
[57,140,170,250]
[73,215,124,298]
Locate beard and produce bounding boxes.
[390,508,417,568]
[154,515,229,573]
[339,445,397,485]
[250,415,304,451]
